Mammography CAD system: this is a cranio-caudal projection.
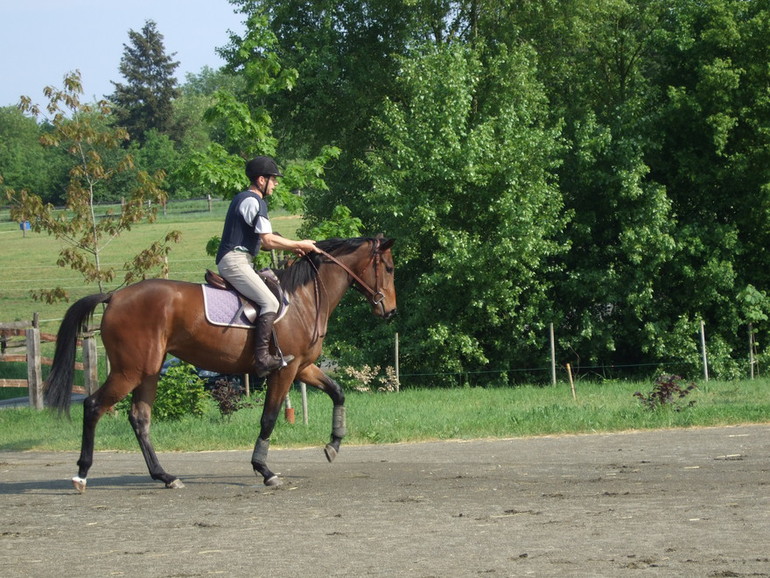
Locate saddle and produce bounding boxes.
[204,268,289,324]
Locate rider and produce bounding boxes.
[216,155,319,376]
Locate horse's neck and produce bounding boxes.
[317,256,358,310]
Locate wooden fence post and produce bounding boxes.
[394,332,400,392]
[700,320,709,382]
[82,331,99,395]
[550,323,556,385]
[26,325,43,410]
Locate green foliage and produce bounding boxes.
[303,204,363,240]
[183,13,341,208]
[115,362,208,421]
[347,41,566,380]
[0,106,63,199]
[738,285,770,326]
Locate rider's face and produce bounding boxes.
[260,175,277,196]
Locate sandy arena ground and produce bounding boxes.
[1,424,769,577]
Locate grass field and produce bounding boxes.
[1,378,768,452]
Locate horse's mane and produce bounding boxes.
[276,237,378,294]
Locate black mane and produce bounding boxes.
[276,237,380,294]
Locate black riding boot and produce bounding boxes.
[254,312,293,377]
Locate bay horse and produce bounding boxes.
[45,236,396,491]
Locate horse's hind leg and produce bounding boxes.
[296,364,346,462]
[73,394,106,492]
[128,376,184,489]
[73,374,133,493]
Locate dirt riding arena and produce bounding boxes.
[1,424,769,577]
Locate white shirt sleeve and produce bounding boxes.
[238,197,273,234]
[255,215,273,234]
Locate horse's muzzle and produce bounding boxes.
[382,308,398,321]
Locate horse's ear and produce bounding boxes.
[379,237,395,251]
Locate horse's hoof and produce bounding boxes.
[264,475,282,487]
[324,444,338,463]
[72,476,87,494]
[166,478,185,489]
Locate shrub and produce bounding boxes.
[634,374,697,411]
[337,365,400,392]
[115,362,208,420]
[210,378,254,417]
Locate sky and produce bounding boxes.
[0,0,246,107]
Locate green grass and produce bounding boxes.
[1,379,768,452]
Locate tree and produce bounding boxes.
[333,41,567,382]
[186,11,340,210]
[5,71,181,302]
[0,106,71,203]
[223,0,770,379]
[642,0,770,377]
[227,0,431,203]
[109,20,180,142]
[507,0,682,372]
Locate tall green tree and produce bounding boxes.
[335,41,567,382]
[0,106,65,200]
[500,0,680,372]
[223,0,770,379]
[109,20,181,142]
[185,11,341,241]
[644,0,770,377]
[227,0,433,201]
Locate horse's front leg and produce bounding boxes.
[296,364,346,462]
[252,374,293,486]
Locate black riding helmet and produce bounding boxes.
[245,156,283,182]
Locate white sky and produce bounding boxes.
[0,0,246,107]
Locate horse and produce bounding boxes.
[45,236,396,491]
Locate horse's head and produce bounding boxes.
[364,237,397,320]
[294,236,397,320]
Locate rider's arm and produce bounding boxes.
[260,232,318,257]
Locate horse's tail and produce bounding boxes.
[45,293,111,415]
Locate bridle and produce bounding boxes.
[305,239,389,342]
[315,239,387,312]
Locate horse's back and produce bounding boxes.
[100,279,202,350]
[105,279,200,320]
[102,278,254,373]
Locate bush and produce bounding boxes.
[337,365,400,392]
[634,374,697,412]
[210,378,254,418]
[115,362,209,420]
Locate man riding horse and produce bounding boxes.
[215,156,319,376]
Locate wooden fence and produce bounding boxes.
[0,314,98,409]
